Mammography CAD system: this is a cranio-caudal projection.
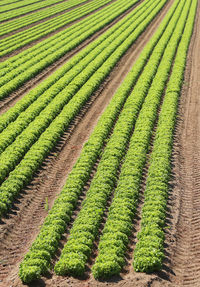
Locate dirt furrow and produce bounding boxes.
[169,2,200,286]
[0,0,174,286]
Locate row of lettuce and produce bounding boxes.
[19,0,172,279]
[0,0,49,12]
[133,0,197,272]
[0,0,79,21]
[0,0,155,138]
[0,0,102,37]
[93,0,195,276]
[0,0,155,172]
[56,0,186,274]
[0,0,139,135]
[0,0,140,98]
[18,0,198,282]
[1,0,62,13]
[0,0,114,54]
[0,0,31,6]
[0,0,166,219]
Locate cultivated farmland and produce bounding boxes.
[0,0,199,286]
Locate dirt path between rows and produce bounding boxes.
[0,1,174,286]
[166,1,200,286]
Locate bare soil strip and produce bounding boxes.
[168,1,200,286]
[0,1,174,286]
[0,0,143,116]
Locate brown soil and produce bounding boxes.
[0,0,143,115]
[0,1,174,286]
[167,1,200,286]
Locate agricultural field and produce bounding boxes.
[0,0,199,286]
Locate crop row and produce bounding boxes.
[18,0,180,282]
[0,0,166,217]
[0,0,79,21]
[0,0,140,134]
[0,0,157,140]
[0,0,156,157]
[58,0,188,276]
[18,60,143,282]
[0,0,90,37]
[0,0,95,37]
[53,83,140,276]
[0,0,27,6]
[0,0,155,158]
[0,0,105,38]
[0,1,154,189]
[0,0,55,13]
[0,0,114,56]
[93,0,192,277]
[133,0,197,273]
[0,0,140,99]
